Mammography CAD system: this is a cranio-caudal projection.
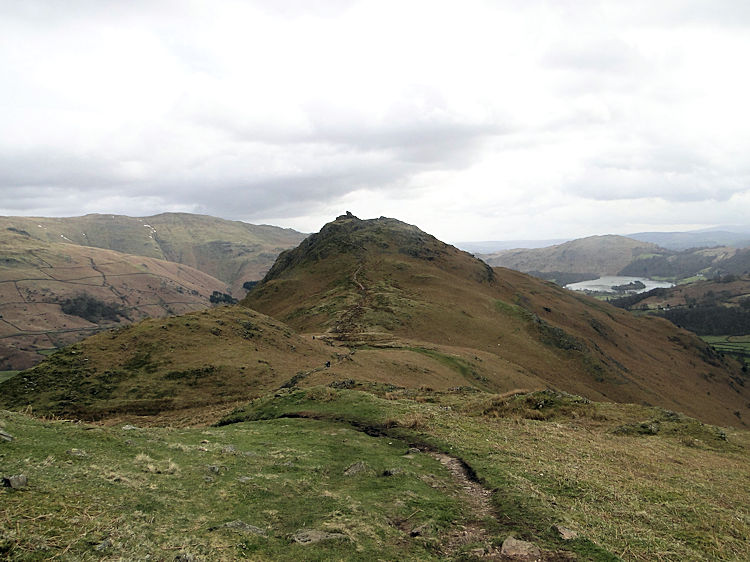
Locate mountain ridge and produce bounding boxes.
[0,212,307,294]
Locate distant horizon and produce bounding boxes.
[4,209,750,251]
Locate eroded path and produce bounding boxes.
[427,451,504,559]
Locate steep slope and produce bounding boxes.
[0,213,307,294]
[480,234,665,278]
[0,228,227,370]
[244,214,749,426]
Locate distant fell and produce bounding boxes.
[480,235,664,279]
[630,229,750,251]
[0,213,307,294]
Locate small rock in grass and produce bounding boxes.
[0,430,14,442]
[407,447,421,454]
[221,445,236,454]
[174,554,199,562]
[554,525,578,540]
[291,529,347,544]
[501,536,542,560]
[2,474,28,489]
[121,425,138,431]
[344,461,371,476]
[67,448,86,457]
[94,538,112,551]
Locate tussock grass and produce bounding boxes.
[220,387,750,561]
[0,407,472,560]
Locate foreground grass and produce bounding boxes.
[0,411,471,560]
[224,387,750,561]
[3,387,749,560]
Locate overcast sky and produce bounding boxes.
[1,1,749,242]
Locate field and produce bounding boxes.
[702,335,750,366]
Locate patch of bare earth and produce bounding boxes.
[429,452,574,561]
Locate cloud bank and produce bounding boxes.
[1,0,749,241]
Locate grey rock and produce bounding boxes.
[291,529,347,544]
[501,536,542,560]
[221,445,236,454]
[174,554,199,562]
[0,430,14,442]
[554,525,578,540]
[3,474,28,489]
[237,476,253,483]
[121,425,138,431]
[407,447,421,454]
[206,465,220,474]
[343,461,371,476]
[66,448,86,457]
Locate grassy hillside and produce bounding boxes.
[2,387,748,560]
[0,306,338,421]
[0,213,307,294]
[244,215,749,427]
[0,228,226,370]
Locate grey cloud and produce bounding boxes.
[568,165,748,203]
[542,38,642,73]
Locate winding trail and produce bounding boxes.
[274,410,510,558]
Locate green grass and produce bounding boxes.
[222,387,750,561]
[407,347,491,389]
[3,386,750,560]
[0,371,20,384]
[0,409,475,560]
[701,335,750,366]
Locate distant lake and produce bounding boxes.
[565,276,674,294]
